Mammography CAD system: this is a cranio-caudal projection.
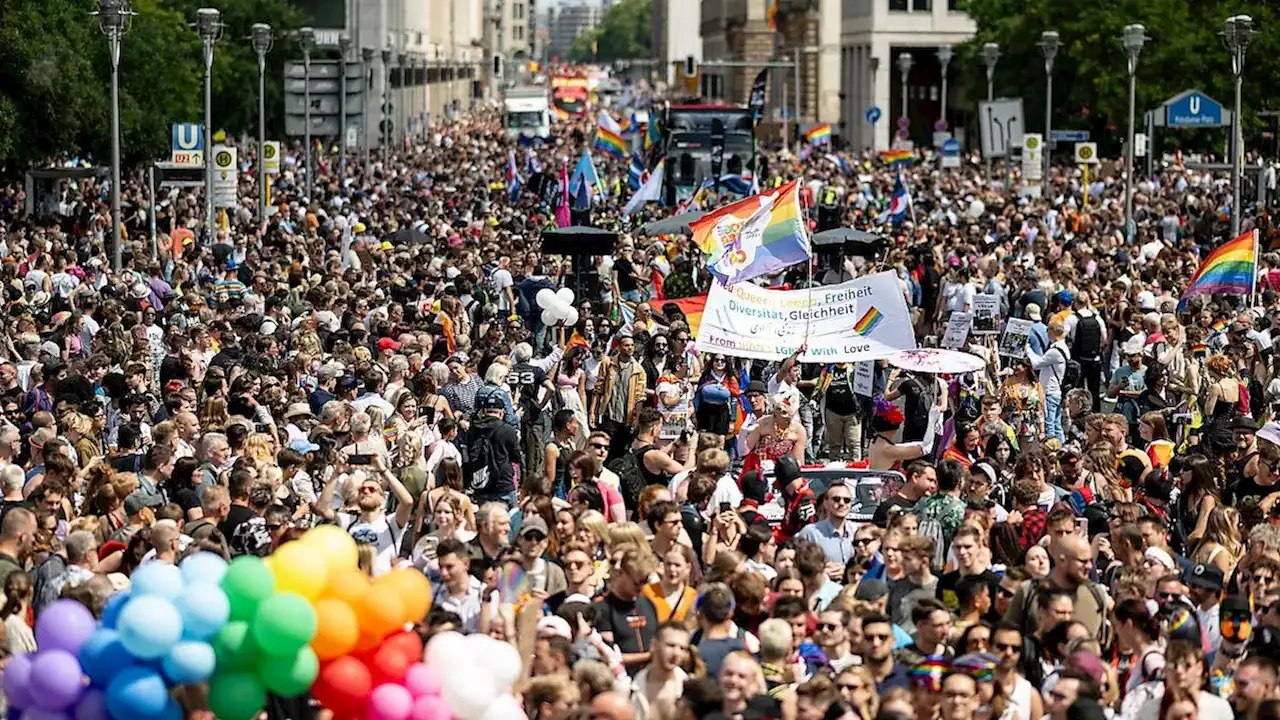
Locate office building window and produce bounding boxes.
[948,0,960,7]
[889,0,908,10]
[514,25,523,40]
[913,0,930,9]
[515,3,524,19]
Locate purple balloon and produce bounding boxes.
[4,653,35,709]
[20,710,70,720]
[72,691,108,720]
[28,651,86,711]
[36,601,97,656]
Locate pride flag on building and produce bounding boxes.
[1180,229,1258,307]
[690,179,812,286]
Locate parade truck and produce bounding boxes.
[550,72,590,119]
[503,87,551,139]
[662,103,756,204]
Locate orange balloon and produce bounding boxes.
[354,588,405,639]
[311,598,360,660]
[375,570,433,626]
[323,567,371,607]
[352,626,384,653]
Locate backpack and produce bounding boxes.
[915,495,962,571]
[1019,578,1109,643]
[465,430,502,494]
[915,516,948,573]
[1050,347,1081,389]
[1072,313,1104,361]
[607,445,651,515]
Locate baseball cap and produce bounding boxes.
[377,337,401,352]
[1183,563,1225,591]
[478,392,506,412]
[519,516,549,539]
[772,456,801,489]
[123,495,146,516]
[1258,421,1280,448]
[1026,303,1042,321]
[536,615,572,640]
[853,578,889,602]
[288,437,321,454]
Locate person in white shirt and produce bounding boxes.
[1027,320,1070,443]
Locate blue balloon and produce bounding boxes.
[100,592,130,630]
[105,666,168,720]
[155,700,181,720]
[129,563,184,601]
[161,641,215,685]
[178,585,229,640]
[72,690,108,720]
[179,551,229,587]
[78,630,137,687]
[116,596,183,660]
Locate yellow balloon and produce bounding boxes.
[377,570,432,626]
[303,524,359,573]
[270,540,329,600]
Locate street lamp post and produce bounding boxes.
[381,48,392,166]
[1038,31,1060,183]
[982,42,1000,185]
[361,47,374,176]
[1224,15,1254,238]
[196,8,221,242]
[338,34,351,191]
[96,0,133,271]
[897,52,913,144]
[298,27,315,203]
[869,56,880,152]
[398,52,408,149]
[1122,24,1148,243]
[937,45,952,140]
[251,23,272,226]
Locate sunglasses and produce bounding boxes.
[522,531,547,542]
[818,623,841,632]
[588,442,609,450]
[828,496,852,505]
[358,485,381,495]
[854,538,876,546]
[994,642,1021,653]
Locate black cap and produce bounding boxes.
[746,380,768,395]
[773,456,801,488]
[1183,563,1225,592]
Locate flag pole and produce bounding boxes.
[1254,227,1261,308]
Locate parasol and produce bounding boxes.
[640,211,706,236]
[886,348,985,374]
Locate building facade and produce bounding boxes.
[840,0,976,151]
[653,0,702,87]
[546,3,603,61]
[699,0,776,107]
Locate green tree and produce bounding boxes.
[569,0,652,63]
[958,0,1280,156]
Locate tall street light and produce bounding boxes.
[1122,23,1148,243]
[196,8,221,242]
[937,45,952,139]
[251,23,272,226]
[362,47,374,176]
[95,0,133,271]
[398,52,408,149]
[298,27,316,203]
[381,48,392,167]
[869,56,880,152]
[1224,15,1254,237]
[338,34,351,191]
[982,42,1000,184]
[1038,31,1060,183]
[897,52,913,143]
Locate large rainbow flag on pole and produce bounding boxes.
[593,111,628,158]
[1179,229,1258,307]
[690,179,812,286]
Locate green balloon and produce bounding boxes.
[258,645,320,697]
[208,672,267,720]
[252,592,318,657]
[222,556,276,621]
[212,621,260,671]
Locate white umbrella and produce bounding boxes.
[886,348,985,374]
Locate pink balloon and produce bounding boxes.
[411,695,452,720]
[403,664,442,699]
[369,684,415,720]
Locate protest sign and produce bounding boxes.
[972,294,1000,334]
[854,362,875,397]
[695,271,917,363]
[942,312,973,349]
[999,318,1034,358]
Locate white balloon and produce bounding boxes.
[535,288,555,309]
[555,287,575,306]
[477,640,523,691]
[442,667,497,720]
[541,309,558,327]
[425,631,467,668]
[562,308,580,328]
[480,694,526,720]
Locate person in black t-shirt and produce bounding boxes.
[936,526,1002,623]
[592,547,659,675]
[871,461,936,527]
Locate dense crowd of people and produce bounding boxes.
[3,90,1280,720]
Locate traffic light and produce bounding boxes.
[493,54,503,78]
[684,56,696,77]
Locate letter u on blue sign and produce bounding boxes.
[172,124,204,152]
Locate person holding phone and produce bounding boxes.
[310,450,414,577]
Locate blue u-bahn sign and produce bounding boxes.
[1154,90,1230,128]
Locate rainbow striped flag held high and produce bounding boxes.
[1179,229,1258,307]
[881,148,913,167]
[690,179,812,286]
[804,123,832,146]
[594,111,628,158]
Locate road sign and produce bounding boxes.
[941,138,961,169]
[284,60,365,138]
[897,116,910,131]
[896,128,909,140]
[170,123,204,168]
[1134,132,1148,157]
[1074,142,1099,164]
[1157,89,1229,128]
[865,106,881,124]
[211,145,237,209]
[1050,130,1089,143]
[262,141,281,175]
[934,119,948,132]
[1021,133,1043,181]
[977,98,1024,159]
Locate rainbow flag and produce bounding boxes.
[881,148,913,167]
[854,307,884,336]
[767,0,779,29]
[647,295,706,336]
[1179,229,1257,306]
[690,179,812,286]
[594,110,628,158]
[804,123,832,146]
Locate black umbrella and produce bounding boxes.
[388,227,431,245]
[540,226,619,256]
[640,211,706,236]
[811,228,889,258]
